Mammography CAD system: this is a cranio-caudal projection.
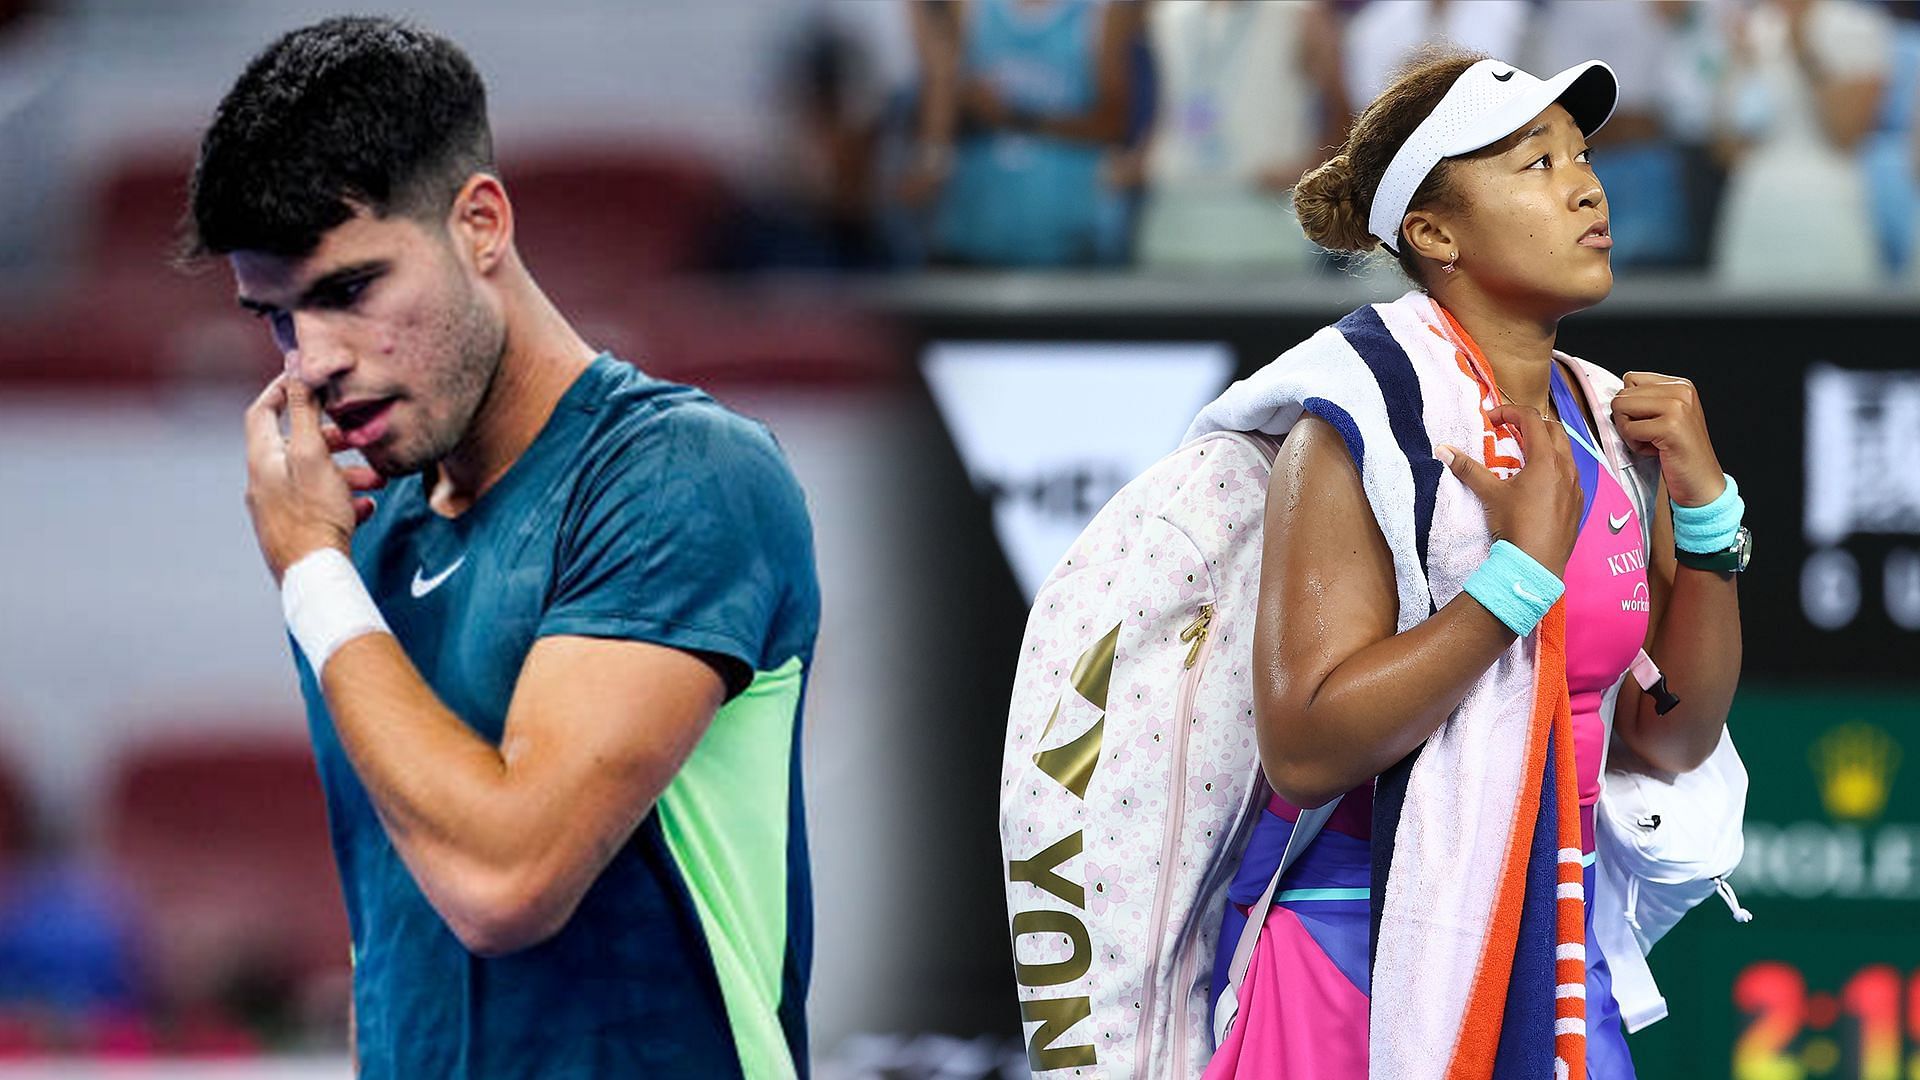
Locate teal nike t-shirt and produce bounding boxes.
[294,354,819,1078]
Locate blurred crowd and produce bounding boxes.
[774,0,1920,286]
[0,734,353,1057]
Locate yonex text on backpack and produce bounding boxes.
[1000,430,1279,1079]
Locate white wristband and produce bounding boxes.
[281,548,390,675]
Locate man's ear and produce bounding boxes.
[447,173,512,274]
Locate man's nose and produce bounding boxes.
[286,312,354,388]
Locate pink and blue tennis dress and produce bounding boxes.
[1204,361,1649,1079]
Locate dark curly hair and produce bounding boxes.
[184,15,495,259]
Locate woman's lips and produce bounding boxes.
[1578,221,1612,249]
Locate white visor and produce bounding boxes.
[1367,58,1618,255]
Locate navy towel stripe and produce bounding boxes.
[1333,306,1444,605]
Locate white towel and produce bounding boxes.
[1187,289,1589,1080]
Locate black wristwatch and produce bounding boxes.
[1675,525,1751,573]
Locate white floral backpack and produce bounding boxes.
[998,429,1281,1079]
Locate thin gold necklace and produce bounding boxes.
[1495,383,1560,424]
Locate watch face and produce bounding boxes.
[1736,526,1753,572]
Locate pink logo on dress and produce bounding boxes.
[1605,548,1646,577]
[1621,581,1651,613]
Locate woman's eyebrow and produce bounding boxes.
[1509,123,1552,150]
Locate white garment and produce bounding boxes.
[1138,1,1318,267]
[1712,0,1891,288]
[1527,1,1735,142]
[1341,0,1531,108]
[1528,0,1672,116]
[1146,1,1312,189]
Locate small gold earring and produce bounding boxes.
[1442,251,1459,274]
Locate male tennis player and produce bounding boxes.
[187,16,819,1077]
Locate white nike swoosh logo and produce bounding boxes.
[1513,581,1546,605]
[1608,511,1631,533]
[411,556,467,598]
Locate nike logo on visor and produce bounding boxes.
[1493,69,1516,82]
[411,555,467,598]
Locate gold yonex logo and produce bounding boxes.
[1009,622,1120,1072]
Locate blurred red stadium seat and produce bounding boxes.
[0,144,277,390]
[101,733,347,1018]
[80,142,741,288]
[505,144,737,293]
[0,143,901,390]
[0,1009,49,1058]
[575,279,899,389]
[81,144,197,276]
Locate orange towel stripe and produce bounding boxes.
[1442,601,1565,1080]
[1429,298,1588,1079]
[1443,601,1588,1080]
[1542,605,1588,1080]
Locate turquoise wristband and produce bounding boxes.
[1463,540,1566,637]
[1671,473,1743,554]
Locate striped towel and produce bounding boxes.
[1185,289,1588,1080]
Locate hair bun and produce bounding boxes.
[1293,153,1376,253]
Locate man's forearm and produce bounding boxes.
[317,632,566,952]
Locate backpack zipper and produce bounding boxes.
[1135,602,1219,1073]
[1181,604,1214,669]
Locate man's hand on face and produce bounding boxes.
[244,372,388,584]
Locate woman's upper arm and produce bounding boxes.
[1252,415,1399,760]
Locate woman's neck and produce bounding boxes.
[1436,285,1561,415]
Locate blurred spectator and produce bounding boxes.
[1712,0,1891,288]
[0,748,143,1048]
[1532,0,1725,268]
[1863,1,1920,273]
[1650,0,1741,269]
[733,7,897,270]
[908,0,1145,267]
[1342,0,1530,108]
[890,1,966,263]
[1121,0,1346,270]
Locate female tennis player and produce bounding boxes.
[1201,49,1747,1079]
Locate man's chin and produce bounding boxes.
[362,446,422,479]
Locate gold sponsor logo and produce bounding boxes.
[1812,722,1902,823]
[1009,623,1118,1071]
